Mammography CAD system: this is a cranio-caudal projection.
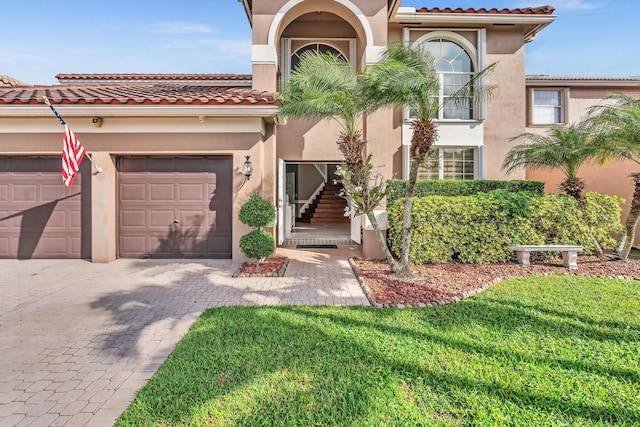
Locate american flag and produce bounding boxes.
[62,124,86,188]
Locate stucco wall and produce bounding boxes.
[484,28,527,179]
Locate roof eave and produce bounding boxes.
[240,0,252,27]
[524,20,554,43]
[0,104,280,118]
[392,10,556,25]
[526,77,640,88]
[388,0,402,19]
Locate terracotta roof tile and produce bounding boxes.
[0,75,31,87]
[0,84,277,106]
[415,5,555,15]
[55,73,252,85]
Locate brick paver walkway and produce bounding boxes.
[0,246,368,426]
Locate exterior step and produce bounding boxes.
[310,217,350,223]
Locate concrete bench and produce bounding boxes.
[510,245,584,269]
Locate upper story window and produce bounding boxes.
[424,39,475,121]
[290,43,347,72]
[531,89,566,125]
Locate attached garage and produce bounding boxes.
[0,157,91,259]
[117,156,233,258]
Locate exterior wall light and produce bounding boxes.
[92,117,103,128]
[243,155,253,180]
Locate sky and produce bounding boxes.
[1,0,638,86]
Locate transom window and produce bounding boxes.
[409,39,475,121]
[290,43,347,72]
[531,89,565,125]
[419,147,476,180]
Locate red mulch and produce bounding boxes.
[232,256,289,278]
[350,256,640,308]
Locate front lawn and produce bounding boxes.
[117,276,640,426]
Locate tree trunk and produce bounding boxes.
[396,159,420,278]
[396,119,437,278]
[366,210,401,273]
[618,174,640,260]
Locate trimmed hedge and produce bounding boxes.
[387,179,545,205]
[239,193,276,229]
[387,190,623,264]
[239,230,276,261]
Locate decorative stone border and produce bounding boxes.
[232,257,289,278]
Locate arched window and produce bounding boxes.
[424,39,474,120]
[290,43,347,72]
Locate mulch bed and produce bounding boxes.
[350,256,640,308]
[232,256,289,278]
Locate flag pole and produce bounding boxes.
[43,96,103,173]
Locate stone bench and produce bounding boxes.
[510,245,584,269]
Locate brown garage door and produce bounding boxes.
[117,157,232,258]
[0,157,91,259]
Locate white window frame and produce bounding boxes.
[529,88,568,126]
[404,30,485,123]
[419,147,478,180]
[281,38,356,81]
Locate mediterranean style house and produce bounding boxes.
[0,1,638,262]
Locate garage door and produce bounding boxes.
[117,157,232,258]
[0,157,91,259]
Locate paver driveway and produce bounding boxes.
[0,246,368,426]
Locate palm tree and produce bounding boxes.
[361,42,496,277]
[277,50,401,271]
[502,124,605,257]
[588,93,640,260]
[502,125,597,201]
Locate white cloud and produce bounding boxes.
[143,21,216,34]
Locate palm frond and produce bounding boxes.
[447,61,498,107]
[587,92,640,166]
[502,124,598,180]
[278,51,363,135]
[361,42,440,120]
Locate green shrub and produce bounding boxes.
[239,230,275,261]
[387,191,624,264]
[239,193,276,229]
[387,179,544,206]
[582,192,625,249]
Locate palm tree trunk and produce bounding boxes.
[396,119,437,278]
[366,210,401,273]
[396,159,420,278]
[618,174,640,260]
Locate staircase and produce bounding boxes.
[299,182,349,223]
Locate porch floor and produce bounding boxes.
[282,222,355,246]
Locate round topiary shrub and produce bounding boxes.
[239,229,275,261]
[239,193,276,229]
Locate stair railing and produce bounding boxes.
[299,181,325,216]
[314,163,328,181]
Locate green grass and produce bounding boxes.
[116,276,640,426]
